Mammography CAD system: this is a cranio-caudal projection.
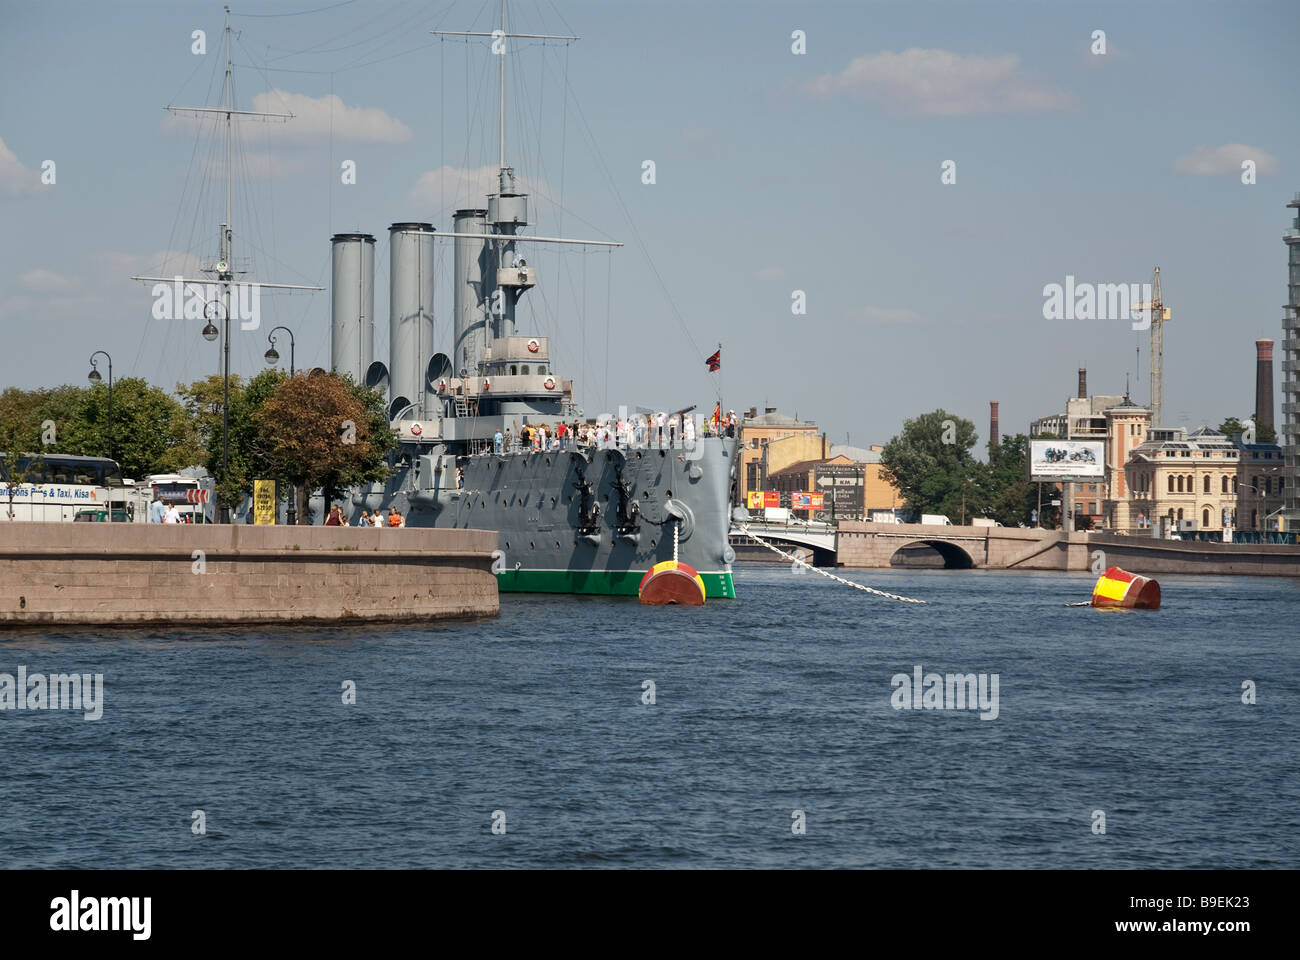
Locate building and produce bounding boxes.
[1281,192,1300,530]
[1123,426,1241,535]
[737,407,819,504]
[1237,441,1286,530]
[1100,395,1153,530]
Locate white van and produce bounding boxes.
[920,514,952,526]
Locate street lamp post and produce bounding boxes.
[265,325,296,523]
[87,351,113,464]
[203,299,231,524]
[265,326,295,377]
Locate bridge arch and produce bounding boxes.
[888,538,976,569]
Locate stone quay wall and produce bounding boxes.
[0,523,499,626]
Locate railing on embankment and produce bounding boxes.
[0,523,499,626]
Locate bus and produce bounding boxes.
[145,473,216,523]
[0,453,133,522]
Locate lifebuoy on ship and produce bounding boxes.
[438,379,447,393]
[543,376,556,390]
[410,423,423,436]
[483,378,491,392]
[527,338,540,353]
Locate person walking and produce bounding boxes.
[148,494,166,524]
[387,507,403,528]
[325,504,343,526]
[163,502,181,524]
[359,509,370,527]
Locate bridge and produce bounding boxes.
[733,519,1300,575]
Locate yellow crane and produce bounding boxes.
[1132,267,1171,426]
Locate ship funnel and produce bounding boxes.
[330,233,376,384]
[453,208,489,379]
[388,222,436,421]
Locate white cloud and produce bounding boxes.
[407,165,549,216]
[1174,144,1279,176]
[857,306,924,325]
[251,89,410,143]
[16,268,78,294]
[0,136,39,196]
[802,48,1074,116]
[162,90,410,144]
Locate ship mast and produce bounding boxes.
[132,5,322,518]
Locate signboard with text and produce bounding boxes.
[747,490,779,509]
[1028,440,1105,481]
[792,491,825,510]
[253,479,277,525]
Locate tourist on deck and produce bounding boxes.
[655,411,666,448]
[556,422,567,450]
[493,429,504,454]
[667,412,679,447]
[683,411,696,447]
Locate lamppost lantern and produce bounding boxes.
[202,322,219,342]
[266,325,295,377]
[87,366,101,383]
[264,345,280,366]
[87,351,114,495]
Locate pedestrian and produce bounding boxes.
[493,429,504,454]
[373,510,384,528]
[360,509,370,526]
[325,504,343,526]
[456,467,464,489]
[683,411,696,447]
[387,507,403,528]
[148,494,165,523]
[163,502,181,524]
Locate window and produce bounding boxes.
[510,365,517,375]
[1264,478,1272,495]
[1203,508,1210,528]
[1251,509,1258,528]
[1087,502,1096,514]
[1221,476,1228,494]
[521,365,529,375]
[1176,475,1184,493]
[1168,475,1175,493]
[1177,508,1184,521]
[1203,475,1210,493]
[1232,476,1238,493]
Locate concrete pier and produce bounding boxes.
[0,524,499,626]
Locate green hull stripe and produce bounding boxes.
[497,568,736,599]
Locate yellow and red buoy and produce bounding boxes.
[1091,565,1161,610]
[638,560,706,605]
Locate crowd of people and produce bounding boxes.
[326,505,406,527]
[490,409,737,455]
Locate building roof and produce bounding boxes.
[829,443,880,463]
[741,409,816,428]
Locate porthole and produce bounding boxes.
[650,539,657,547]
[546,457,551,466]
[555,540,561,548]
[665,490,672,498]
[529,541,535,550]
[636,451,642,459]
[505,541,510,549]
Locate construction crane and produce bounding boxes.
[1132,267,1171,426]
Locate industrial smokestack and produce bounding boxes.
[989,401,1000,450]
[1255,339,1275,432]
[388,222,436,421]
[329,233,375,384]
[1078,367,1087,399]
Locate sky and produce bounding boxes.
[1,0,1297,453]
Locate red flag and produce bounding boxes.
[705,348,721,372]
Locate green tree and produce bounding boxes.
[252,372,393,523]
[1217,415,1276,444]
[984,433,1039,526]
[880,410,981,519]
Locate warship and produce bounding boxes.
[318,5,740,598]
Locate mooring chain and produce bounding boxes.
[737,525,926,604]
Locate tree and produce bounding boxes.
[985,433,1039,526]
[1217,415,1276,444]
[74,377,197,477]
[880,410,981,519]
[252,372,393,524]
[0,388,48,520]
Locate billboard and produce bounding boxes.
[747,490,779,509]
[253,479,277,525]
[1029,440,1105,480]
[791,491,825,510]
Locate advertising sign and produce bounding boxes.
[253,479,277,525]
[792,492,825,510]
[1029,440,1105,480]
[747,491,779,509]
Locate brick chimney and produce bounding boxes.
[1078,367,1087,399]
[1255,339,1274,432]
[989,401,1000,451]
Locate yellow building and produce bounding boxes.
[1123,426,1241,534]
[738,407,820,504]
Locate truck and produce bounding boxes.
[920,514,952,526]
[971,518,1003,528]
[868,509,902,524]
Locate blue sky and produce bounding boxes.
[1,0,1297,451]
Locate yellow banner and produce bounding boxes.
[253,479,277,525]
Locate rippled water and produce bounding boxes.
[2,565,1297,868]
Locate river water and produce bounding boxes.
[2,565,1297,868]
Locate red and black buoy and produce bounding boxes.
[638,560,706,605]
